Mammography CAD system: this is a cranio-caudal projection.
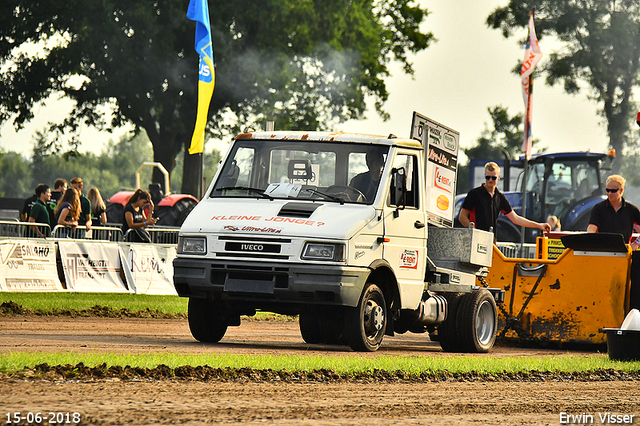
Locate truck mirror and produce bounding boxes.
[391,167,406,216]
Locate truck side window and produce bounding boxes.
[390,154,419,208]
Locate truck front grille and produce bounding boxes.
[215,236,293,260]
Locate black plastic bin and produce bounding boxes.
[602,328,640,361]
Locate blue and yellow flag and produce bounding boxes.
[187,0,215,154]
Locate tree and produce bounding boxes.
[487,1,640,172]
[457,105,530,194]
[464,105,526,160]
[1,0,433,195]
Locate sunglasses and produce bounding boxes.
[606,188,619,193]
[485,176,498,181]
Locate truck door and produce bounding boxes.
[382,151,426,307]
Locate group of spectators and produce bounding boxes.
[22,177,107,238]
[22,179,156,242]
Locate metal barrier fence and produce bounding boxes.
[0,220,52,238]
[123,227,180,244]
[0,220,179,244]
[52,224,124,241]
[496,242,537,259]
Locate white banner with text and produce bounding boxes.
[0,239,62,291]
[58,241,130,293]
[120,243,178,295]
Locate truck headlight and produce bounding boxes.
[178,236,207,254]
[302,243,345,261]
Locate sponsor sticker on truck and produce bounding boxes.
[400,249,419,269]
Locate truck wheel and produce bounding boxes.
[319,308,346,345]
[437,293,464,352]
[187,298,229,343]
[457,289,497,353]
[345,283,387,352]
[299,312,322,344]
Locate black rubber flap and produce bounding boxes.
[278,202,321,218]
[560,233,628,253]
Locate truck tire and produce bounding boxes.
[437,293,464,352]
[299,312,322,344]
[457,289,497,353]
[319,308,346,345]
[187,298,229,343]
[345,283,387,352]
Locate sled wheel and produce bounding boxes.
[346,283,387,352]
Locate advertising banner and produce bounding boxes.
[0,239,62,291]
[120,243,178,295]
[410,112,460,227]
[58,241,130,293]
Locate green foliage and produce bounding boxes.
[464,105,526,161]
[487,1,640,171]
[0,128,222,200]
[0,0,434,195]
[458,105,536,194]
[0,151,31,197]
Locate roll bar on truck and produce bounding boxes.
[173,112,504,352]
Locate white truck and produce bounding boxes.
[173,113,503,352]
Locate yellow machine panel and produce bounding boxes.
[485,242,632,345]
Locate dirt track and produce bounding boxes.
[1,316,639,425]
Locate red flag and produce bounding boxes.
[521,11,543,161]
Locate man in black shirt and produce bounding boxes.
[588,174,640,243]
[588,174,640,309]
[459,162,550,235]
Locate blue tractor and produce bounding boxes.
[454,151,615,243]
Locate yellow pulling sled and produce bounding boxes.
[485,233,632,345]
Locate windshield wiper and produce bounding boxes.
[215,186,274,200]
[305,188,345,205]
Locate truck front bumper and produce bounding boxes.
[173,258,369,309]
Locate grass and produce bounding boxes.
[0,352,639,375]
[0,293,638,375]
[0,292,188,315]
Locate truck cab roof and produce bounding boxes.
[235,131,423,149]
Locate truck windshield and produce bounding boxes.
[211,140,389,204]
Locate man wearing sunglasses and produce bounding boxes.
[459,162,551,237]
[588,174,640,309]
[587,175,640,245]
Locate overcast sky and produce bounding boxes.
[0,1,617,162]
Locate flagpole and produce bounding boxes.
[521,75,532,249]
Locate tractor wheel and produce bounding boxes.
[187,298,229,343]
[457,289,497,353]
[437,293,464,352]
[345,283,387,352]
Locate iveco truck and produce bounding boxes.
[173,112,503,352]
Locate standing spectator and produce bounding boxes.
[47,178,67,226]
[21,192,37,222]
[87,187,108,226]
[123,189,157,242]
[54,188,81,238]
[28,184,52,238]
[70,177,92,231]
